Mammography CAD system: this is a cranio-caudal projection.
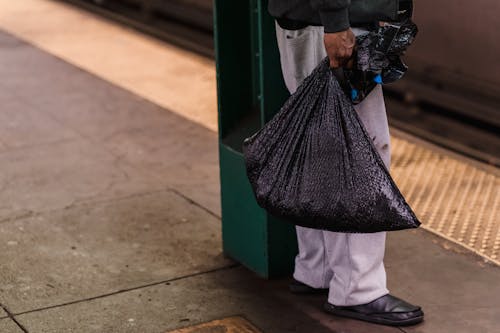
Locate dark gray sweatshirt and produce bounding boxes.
[268,0,409,33]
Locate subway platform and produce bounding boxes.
[0,1,499,332]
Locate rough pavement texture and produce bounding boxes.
[0,307,8,319]
[386,230,500,333]
[0,30,220,217]
[0,318,23,333]
[0,191,230,314]
[0,25,499,333]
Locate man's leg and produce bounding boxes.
[324,85,391,306]
[316,39,422,325]
[275,23,332,289]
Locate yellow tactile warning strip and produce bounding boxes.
[166,316,263,333]
[391,135,500,265]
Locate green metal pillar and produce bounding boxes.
[214,0,298,278]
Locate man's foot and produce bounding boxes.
[324,294,424,326]
[289,278,328,294]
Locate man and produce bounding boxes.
[268,0,424,326]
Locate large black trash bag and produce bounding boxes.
[243,58,420,233]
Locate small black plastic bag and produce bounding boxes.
[345,19,418,104]
[243,58,420,233]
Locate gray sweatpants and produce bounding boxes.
[275,23,390,306]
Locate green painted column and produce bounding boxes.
[214,0,298,278]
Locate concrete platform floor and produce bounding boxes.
[0,1,498,333]
[0,0,218,132]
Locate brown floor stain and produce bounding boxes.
[166,316,263,333]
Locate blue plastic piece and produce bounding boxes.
[351,89,358,101]
[374,74,383,84]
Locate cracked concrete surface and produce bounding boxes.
[0,307,8,319]
[0,191,230,314]
[0,318,23,333]
[0,138,164,221]
[12,266,402,333]
[0,30,220,218]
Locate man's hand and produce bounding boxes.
[324,28,355,68]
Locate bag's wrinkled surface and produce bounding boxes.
[243,58,420,233]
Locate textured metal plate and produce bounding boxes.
[391,135,500,265]
[166,316,263,333]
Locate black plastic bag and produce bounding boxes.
[243,58,420,233]
[344,19,418,104]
